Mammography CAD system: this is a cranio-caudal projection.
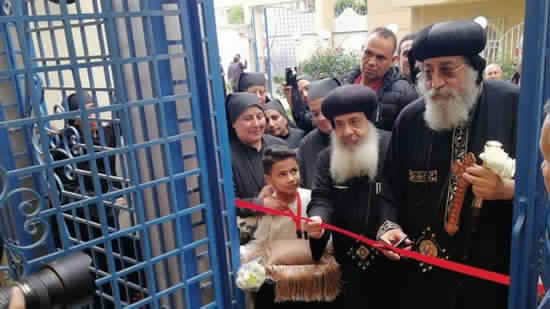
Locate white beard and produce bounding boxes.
[330,122,379,184]
[419,67,481,131]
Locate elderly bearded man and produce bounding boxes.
[377,20,519,309]
[305,85,394,307]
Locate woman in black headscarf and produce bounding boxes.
[226,93,287,244]
[264,101,304,148]
[236,72,297,127]
[50,93,143,308]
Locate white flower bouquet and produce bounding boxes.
[474,141,515,209]
[479,141,516,179]
[236,257,267,292]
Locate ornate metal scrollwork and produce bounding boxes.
[2,0,12,16]
[6,249,24,279]
[1,187,50,250]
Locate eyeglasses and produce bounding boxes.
[423,63,466,82]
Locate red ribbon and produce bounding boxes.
[235,199,544,295]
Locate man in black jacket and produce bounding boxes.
[344,27,417,131]
[305,85,393,307]
[285,74,315,133]
[397,32,416,82]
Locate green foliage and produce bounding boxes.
[227,5,244,25]
[273,75,285,85]
[334,0,368,16]
[494,57,517,81]
[298,48,360,81]
[273,75,286,97]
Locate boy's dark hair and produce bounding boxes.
[263,145,297,175]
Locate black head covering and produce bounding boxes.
[409,20,487,84]
[237,72,266,92]
[225,93,264,141]
[66,92,93,127]
[321,85,378,124]
[226,92,263,125]
[263,101,288,121]
[67,92,92,111]
[308,77,342,102]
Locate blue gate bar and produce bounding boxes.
[179,0,235,308]
[509,0,550,308]
[0,0,241,308]
[264,7,273,97]
[251,10,260,72]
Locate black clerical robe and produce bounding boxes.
[380,80,519,309]
[230,134,287,214]
[308,130,393,307]
[289,87,314,133]
[52,125,119,196]
[297,129,331,189]
[283,127,305,149]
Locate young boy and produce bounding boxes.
[241,145,317,309]
[251,145,311,246]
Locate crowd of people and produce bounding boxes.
[227,19,540,309]
[1,17,537,309]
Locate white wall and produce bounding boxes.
[31,1,112,129]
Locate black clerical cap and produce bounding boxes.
[67,92,92,111]
[225,92,263,125]
[308,77,342,102]
[409,20,487,84]
[237,72,266,92]
[321,85,377,124]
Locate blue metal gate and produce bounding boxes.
[263,3,315,97]
[510,0,550,308]
[0,0,240,308]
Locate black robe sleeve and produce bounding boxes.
[232,135,288,217]
[307,149,334,260]
[378,102,416,231]
[297,139,310,189]
[286,127,305,149]
[297,129,329,189]
[232,172,263,218]
[289,87,314,133]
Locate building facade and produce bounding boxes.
[368,0,525,64]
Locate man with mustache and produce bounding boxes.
[377,20,519,309]
[344,27,417,131]
[305,85,393,307]
[396,32,416,83]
